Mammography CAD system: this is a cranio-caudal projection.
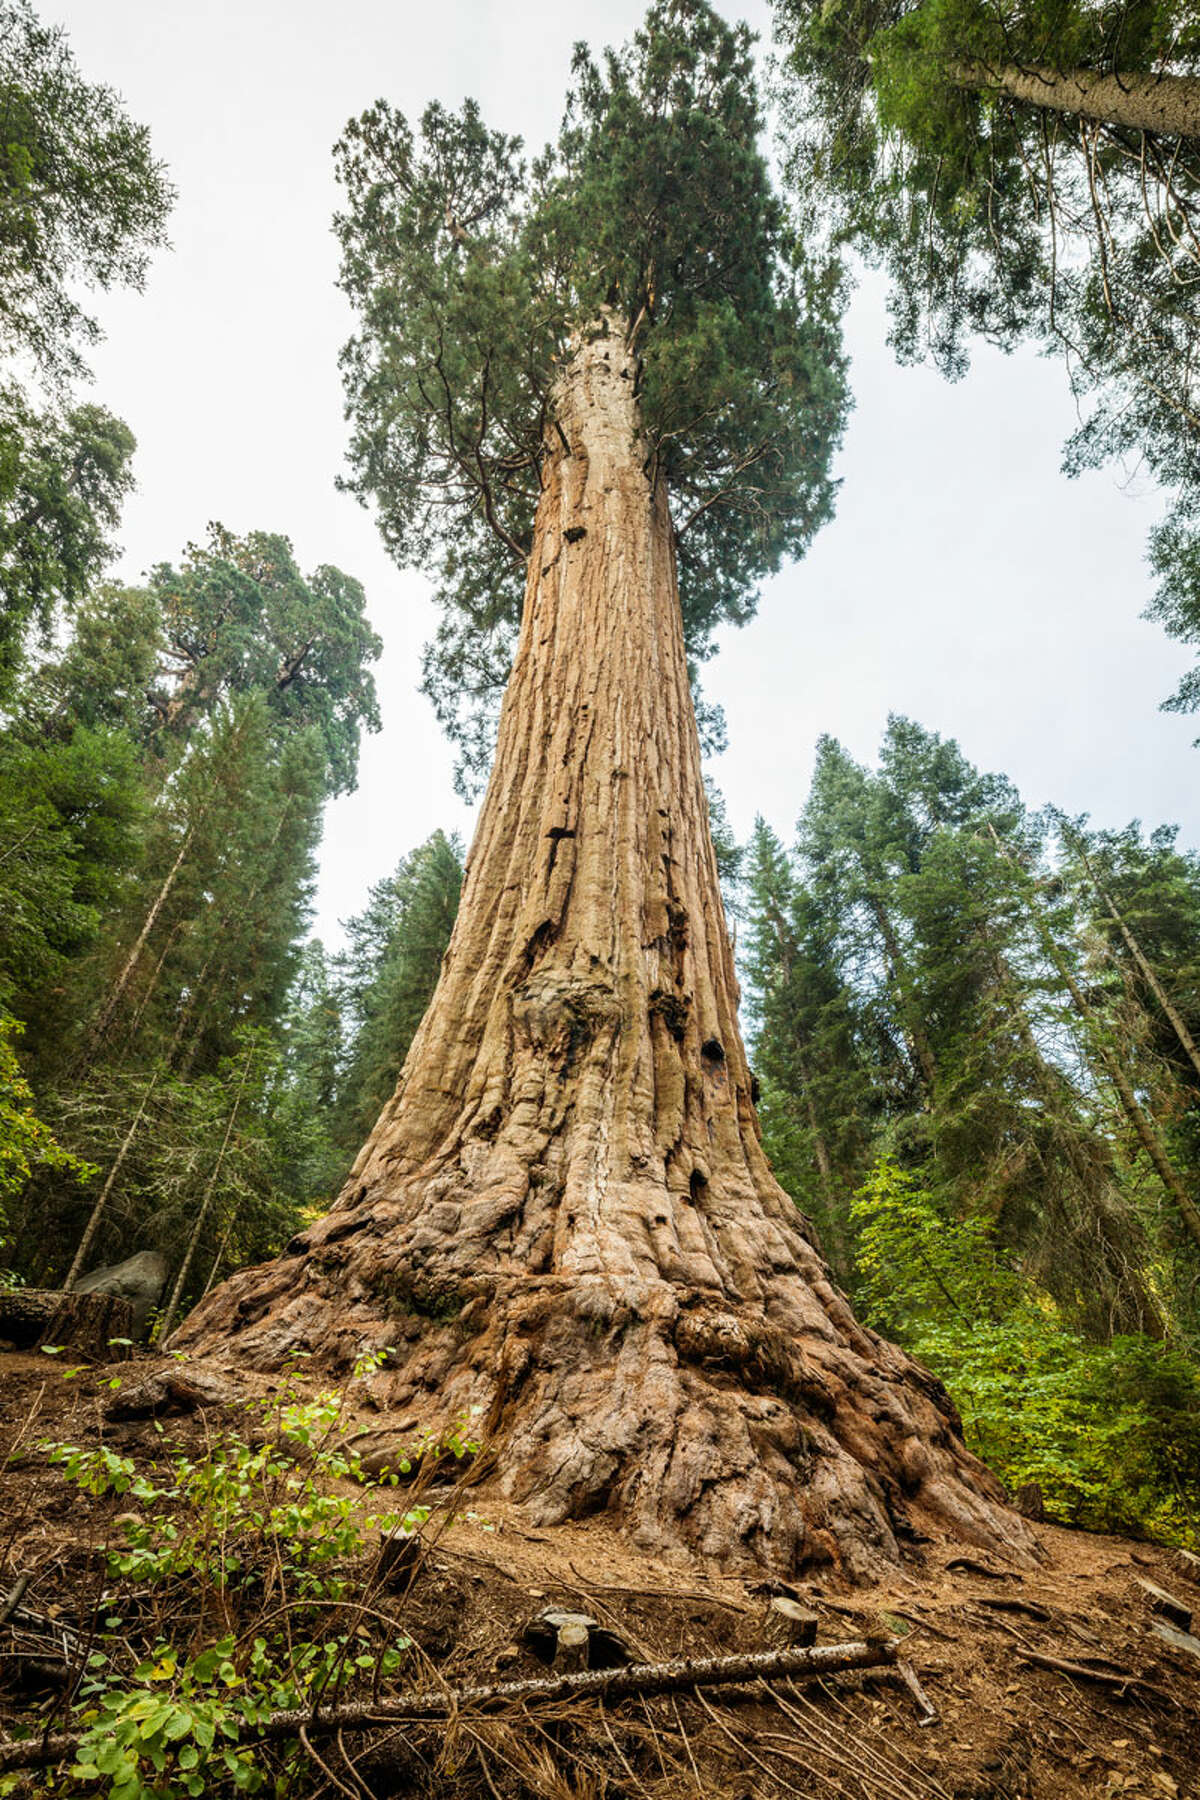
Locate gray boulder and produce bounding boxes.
[76,1249,169,1336]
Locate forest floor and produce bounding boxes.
[0,1349,1197,1800]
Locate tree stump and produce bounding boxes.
[555,1621,591,1672]
[764,1597,819,1647]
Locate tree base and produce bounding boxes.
[176,1229,1035,1581]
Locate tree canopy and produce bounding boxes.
[0,0,173,381]
[773,0,1200,729]
[0,0,172,696]
[335,0,848,787]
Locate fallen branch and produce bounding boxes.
[0,1575,31,1627]
[1018,1650,1173,1701]
[0,1638,899,1774]
[893,1660,939,1728]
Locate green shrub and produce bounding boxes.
[11,1358,477,1799]
[853,1158,1200,1544]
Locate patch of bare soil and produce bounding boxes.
[1,1352,1197,1799]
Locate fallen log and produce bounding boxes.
[0,1289,133,1358]
[0,1637,899,1774]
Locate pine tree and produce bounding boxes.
[0,520,381,1296]
[752,719,1169,1339]
[334,832,464,1152]
[742,818,876,1286]
[178,2,1029,1577]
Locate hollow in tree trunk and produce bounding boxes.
[176,322,1032,1577]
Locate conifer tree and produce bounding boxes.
[334,832,464,1153]
[0,523,381,1294]
[754,720,1168,1338]
[179,2,1029,1577]
[742,818,875,1285]
[0,0,172,695]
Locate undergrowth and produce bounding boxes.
[854,1158,1200,1546]
[1,1350,477,1799]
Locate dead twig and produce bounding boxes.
[1018,1649,1173,1702]
[0,1574,31,1626]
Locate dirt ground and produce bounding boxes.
[1,1351,1197,1800]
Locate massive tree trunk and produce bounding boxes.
[176,321,1031,1578]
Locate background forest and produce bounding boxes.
[2,0,1200,1552]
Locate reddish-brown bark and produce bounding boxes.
[176,320,1032,1578]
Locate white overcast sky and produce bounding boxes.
[51,0,1197,943]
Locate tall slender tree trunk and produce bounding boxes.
[986,825,1200,1253]
[1078,850,1200,1088]
[62,1072,160,1290]
[176,321,1029,1577]
[952,60,1200,139]
[88,824,196,1052]
[982,941,1166,1338]
[121,922,188,1055]
[869,896,937,1099]
[159,1055,254,1340]
[201,1211,239,1301]
[757,893,852,1283]
[1058,955,1200,1252]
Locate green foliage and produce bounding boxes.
[0,1010,92,1276]
[32,1364,448,1799]
[773,0,1200,721]
[0,504,384,1294]
[45,1386,425,1594]
[0,399,136,697]
[142,526,382,796]
[333,830,464,1148]
[0,0,173,381]
[742,815,878,1281]
[758,718,1168,1338]
[745,718,1200,1541]
[335,0,847,788]
[852,1158,1200,1542]
[852,1157,1021,1332]
[0,721,144,1014]
[1148,494,1200,730]
[0,0,172,699]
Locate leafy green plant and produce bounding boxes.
[20,1361,481,1798]
[44,1373,431,1594]
[0,1011,95,1246]
[853,1158,1200,1544]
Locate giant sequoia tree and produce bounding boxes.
[178,1,1030,1575]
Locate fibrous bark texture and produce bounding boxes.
[177,322,1032,1578]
